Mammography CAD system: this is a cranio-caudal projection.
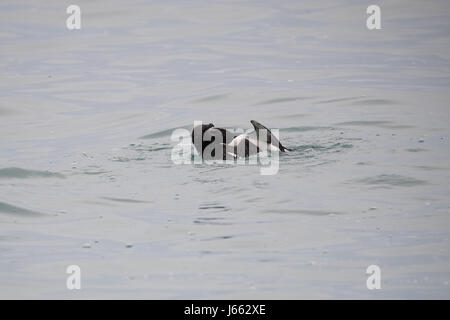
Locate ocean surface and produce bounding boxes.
[1,0,450,298]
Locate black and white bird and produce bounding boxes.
[191,120,291,160]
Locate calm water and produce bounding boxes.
[1,0,450,298]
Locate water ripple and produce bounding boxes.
[0,167,65,179]
[353,174,427,188]
[0,201,43,217]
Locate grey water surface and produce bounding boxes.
[0,0,450,298]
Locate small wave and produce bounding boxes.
[195,202,232,224]
[81,170,109,175]
[101,197,151,203]
[139,125,190,140]
[317,96,366,104]
[0,201,43,216]
[0,167,65,179]
[192,94,228,103]
[353,174,427,188]
[255,96,310,105]
[147,145,172,152]
[194,218,232,226]
[111,156,146,162]
[413,165,448,171]
[335,120,412,129]
[263,208,342,216]
[291,142,353,152]
[350,99,397,106]
[201,235,234,241]
[198,202,230,212]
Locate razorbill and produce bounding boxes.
[191,120,291,160]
